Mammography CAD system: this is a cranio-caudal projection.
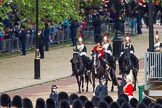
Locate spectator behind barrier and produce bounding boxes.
[119,93,129,102]
[35,98,45,108]
[12,95,22,108]
[141,97,152,108]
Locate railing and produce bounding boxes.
[144,52,162,86]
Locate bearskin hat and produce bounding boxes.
[116,97,127,107]
[0,94,11,107]
[119,93,129,102]
[98,101,109,108]
[79,95,88,105]
[12,95,22,108]
[136,102,147,108]
[141,97,152,107]
[130,97,139,108]
[59,99,70,108]
[72,99,83,108]
[103,95,113,105]
[91,96,101,107]
[69,93,78,105]
[84,100,94,108]
[156,98,162,105]
[110,102,120,108]
[46,98,55,108]
[120,102,131,108]
[35,98,45,108]
[58,92,69,103]
[22,97,33,108]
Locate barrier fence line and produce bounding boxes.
[0,20,138,53]
[145,52,162,82]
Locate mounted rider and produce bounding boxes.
[92,36,109,71]
[102,32,113,66]
[118,33,139,73]
[76,37,91,70]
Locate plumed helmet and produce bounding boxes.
[125,33,130,42]
[78,37,83,42]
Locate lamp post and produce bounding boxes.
[112,0,123,60]
[148,0,154,52]
[34,0,40,79]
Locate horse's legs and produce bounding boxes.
[111,83,114,92]
[133,70,138,91]
[85,73,89,92]
[81,75,84,92]
[76,75,81,93]
[92,74,95,92]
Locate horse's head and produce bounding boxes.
[91,52,99,67]
[71,52,81,64]
[123,48,132,71]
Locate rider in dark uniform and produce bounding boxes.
[103,32,113,66]
[118,34,139,74]
[76,37,91,70]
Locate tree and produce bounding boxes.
[0,0,81,29]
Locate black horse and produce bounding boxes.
[91,52,118,92]
[70,51,91,93]
[119,48,139,91]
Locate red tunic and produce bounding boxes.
[124,83,134,96]
[93,45,104,59]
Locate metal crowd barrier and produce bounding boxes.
[0,30,72,53]
[144,52,162,82]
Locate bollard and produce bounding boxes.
[138,85,145,101]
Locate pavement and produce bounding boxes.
[0,25,162,97]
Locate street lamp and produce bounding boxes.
[112,0,123,60]
[148,0,154,52]
[34,0,40,79]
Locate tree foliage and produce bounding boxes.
[0,0,81,28]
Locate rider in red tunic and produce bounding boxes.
[92,36,109,70]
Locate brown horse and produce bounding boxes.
[91,52,118,92]
[119,48,139,91]
[70,51,91,93]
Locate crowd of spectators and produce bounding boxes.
[1,91,162,108]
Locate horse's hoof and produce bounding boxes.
[82,89,84,92]
[86,90,88,92]
[134,88,136,91]
[78,91,81,94]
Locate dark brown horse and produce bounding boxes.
[91,52,118,92]
[119,48,139,91]
[70,51,91,93]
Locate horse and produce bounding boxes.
[91,52,118,92]
[119,48,139,91]
[70,51,91,93]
